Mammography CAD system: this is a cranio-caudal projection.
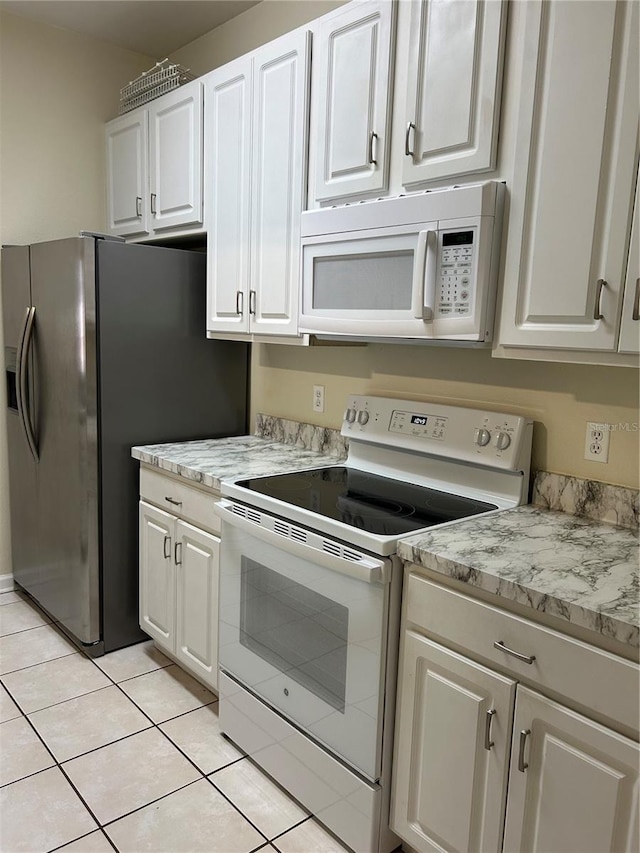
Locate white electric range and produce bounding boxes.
[215,395,533,853]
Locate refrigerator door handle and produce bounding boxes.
[18,306,39,462]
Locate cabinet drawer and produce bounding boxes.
[140,468,220,535]
[406,574,639,734]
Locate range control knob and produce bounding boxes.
[495,431,511,451]
[357,410,369,425]
[344,408,357,424]
[475,428,491,447]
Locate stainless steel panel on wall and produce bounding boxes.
[28,238,100,645]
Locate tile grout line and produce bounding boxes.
[2,603,322,851]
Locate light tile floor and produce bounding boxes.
[0,590,352,853]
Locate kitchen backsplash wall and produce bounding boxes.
[250,344,639,490]
[532,473,639,530]
[255,413,347,457]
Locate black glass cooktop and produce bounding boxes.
[237,466,497,537]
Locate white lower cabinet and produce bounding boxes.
[391,572,640,853]
[392,631,515,852]
[504,687,639,853]
[138,469,221,692]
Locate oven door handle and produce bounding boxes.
[215,501,389,585]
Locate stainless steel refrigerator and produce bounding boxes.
[2,234,249,655]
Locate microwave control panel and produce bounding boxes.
[437,230,475,317]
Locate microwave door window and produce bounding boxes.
[240,557,349,712]
[312,251,413,310]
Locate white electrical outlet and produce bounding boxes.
[313,385,325,413]
[584,422,610,463]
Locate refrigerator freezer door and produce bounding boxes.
[2,246,39,590]
[28,238,101,645]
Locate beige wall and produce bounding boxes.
[251,345,639,488]
[171,0,346,75]
[0,11,151,576]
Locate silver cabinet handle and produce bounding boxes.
[163,535,171,559]
[236,290,243,316]
[632,277,640,321]
[164,496,182,507]
[518,729,531,772]
[150,193,157,215]
[136,196,142,217]
[368,131,378,166]
[174,541,182,566]
[594,278,607,320]
[493,640,536,665]
[484,709,496,751]
[249,289,256,316]
[405,122,416,157]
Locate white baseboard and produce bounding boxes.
[0,573,15,593]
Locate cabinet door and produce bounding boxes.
[391,631,516,853]
[149,80,203,232]
[313,0,394,202]
[499,0,639,351]
[175,521,220,691]
[105,110,149,237]
[139,501,175,651]
[402,0,506,186]
[504,687,640,853]
[204,56,252,334]
[618,168,640,354]
[249,30,311,337]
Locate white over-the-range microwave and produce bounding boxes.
[299,181,505,344]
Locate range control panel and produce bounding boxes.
[342,395,533,472]
[436,230,475,318]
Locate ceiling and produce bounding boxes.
[0,0,263,57]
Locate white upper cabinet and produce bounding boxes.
[148,81,204,233]
[401,0,507,186]
[105,79,204,239]
[498,0,639,355]
[205,29,311,339]
[106,110,149,237]
[312,0,395,202]
[205,55,252,334]
[618,170,640,355]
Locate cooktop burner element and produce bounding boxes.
[237,466,498,536]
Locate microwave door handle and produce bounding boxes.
[411,230,437,321]
[423,230,438,321]
[214,500,388,585]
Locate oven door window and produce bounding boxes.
[240,557,348,712]
[219,520,389,782]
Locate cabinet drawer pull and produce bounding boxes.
[518,729,531,772]
[593,278,607,320]
[136,196,142,217]
[163,535,171,559]
[493,640,536,665]
[150,193,157,215]
[368,131,378,166]
[174,541,182,566]
[164,496,182,507]
[236,290,243,316]
[405,122,416,157]
[484,709,496,751]
[249,289,256,316]
[632,278,640,321]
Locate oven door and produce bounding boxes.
[215,499,392,782]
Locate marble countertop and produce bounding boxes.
[397,505,639,648]
[131,435,343,492]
